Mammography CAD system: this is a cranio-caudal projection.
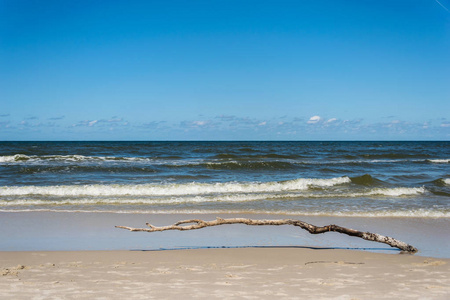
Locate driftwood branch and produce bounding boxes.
[116,217,418,253]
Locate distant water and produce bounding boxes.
[0,141,448,217]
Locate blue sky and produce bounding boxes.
[1,0,449,140]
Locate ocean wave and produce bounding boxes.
[0,194,274,206]
[0,154,31,162]
[0,177,351,197]
[350,174,384,186]
[0,184,426,205]
[17,165,158,175]
[0,153,428,165]
[0,187,426,206]
[362,153,430,159]
[212,153,302,160]
[429,190,450,197]
[287,209,449,218]
[212,153,239,159]
[269,208,449,218]
[0,154,154,163]
[2,154,436,171]
[204,161,299,170]
[0,208,447,218]
[366,187,426,197]
[191,159,409,170]
[426,159,449,164]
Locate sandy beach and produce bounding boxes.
[2,0,449,296]
[1,211,449,298]
[1,248,449,299]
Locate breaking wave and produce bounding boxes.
[431,178,450,187]
[1,208,447,218]
[0,175,427,211]
[426,159,449,164]
[0,186,427,206]
[0,154,154,163]
[350,174,384,186]
[0,177,351,197]
[361,153,431,159]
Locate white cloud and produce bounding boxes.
[180,120,215,129]
[441,123,450,127]
[193,121,207,126]
[72,117,129,128]
[258,121,267,126]
[307,116,321,124]
[326,118,337,123]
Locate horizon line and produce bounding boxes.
[0,140,448,143]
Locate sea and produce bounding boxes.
[0,141,448,218]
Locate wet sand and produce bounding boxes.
[1,212,449,258]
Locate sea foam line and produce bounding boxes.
[0,177,351,196]
[0,187,426,206]
[427,159,449,164]
[0,154,153,163]
[1,154,443,166]
[0,208,448,218]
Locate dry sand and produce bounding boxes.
[1,248,449,299]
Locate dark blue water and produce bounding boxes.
[0,141,448,216]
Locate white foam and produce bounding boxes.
[367,187,426,197]
[444,178,450,185]
[0,208,448,218]
[283,209,450,218]
[0,194,272,206]
[0,179,427,204]
[428,159,449,164]
[0,177,351,197]
[0,154,422,166]
[0,185,428,209]
[0,154,30,162]
[0,154,153,163]
[0,189,427,207]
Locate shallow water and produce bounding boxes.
[1,212,449,258]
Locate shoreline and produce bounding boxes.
[1,248,449,299]
[1,209,449,298]
[1,211,449,258]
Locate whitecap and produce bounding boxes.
[427,159,449,164]
[0,176,351,197]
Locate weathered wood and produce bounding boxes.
[116,217,418,253]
